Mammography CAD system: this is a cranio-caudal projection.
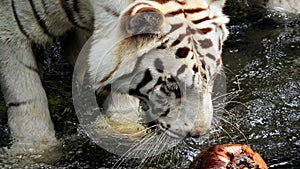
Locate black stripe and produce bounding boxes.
[165,8,206,17]
[197,28,213,35]
[193,64,199,73]
[192,17,210,24]
[171,39,181,47]
[176,34,186,43]
[154,58,164,73]
[60,0,91,31]
[154,0,169,4]
[136,69,153,91]
[167,23,183,35]
[95,84,111,109]
[186,27,196,35]
[200,60,207,80]
[198,39,213,49]
[177,64,187,76]
[73,0,88,25]
[73,0,80,13]
[184,8,206,14]
[218,37,222,51]
[103,6,119,17]
[112,56,148,100]
[160,108,170,117]
[216,58,221,66]
[98,62,121,83]
[29,0,55,38]
[8,100,33,107]
[23,64,39,73]
[200,60,206,70]
[129,69,153,101]
[165,9,183,17]
[128,89,148,100]
[156,39,168,49]
[114,56,144,83]
[175,0,186,5]
[206,53,216,60]
[11,0,31,39]
[146,77,164,94]
[41,0,49,14]
[175,47,190,59]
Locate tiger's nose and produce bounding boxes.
[187,128,209,138]
[187,131,201,138]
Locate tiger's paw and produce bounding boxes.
[1,138,62,166]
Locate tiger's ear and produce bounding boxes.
[120,7,164,36]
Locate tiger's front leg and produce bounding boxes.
[0,40,58,154]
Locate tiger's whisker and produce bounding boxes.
[126,124,157,136]
[137,132,168,167]
[137,134,163,167]
[212,90,241,102]
[225,101,248,108]
[113,132,157,168]
[214,115,248,145]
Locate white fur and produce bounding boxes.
[267,0,300,14]
[0,0,227,155]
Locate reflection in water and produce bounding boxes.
[0,2,299,169]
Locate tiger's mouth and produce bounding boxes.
[158,123,187,138]
[138,94,212,139]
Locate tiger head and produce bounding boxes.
[88,0,228,139]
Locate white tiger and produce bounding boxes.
[0,0,298,157]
